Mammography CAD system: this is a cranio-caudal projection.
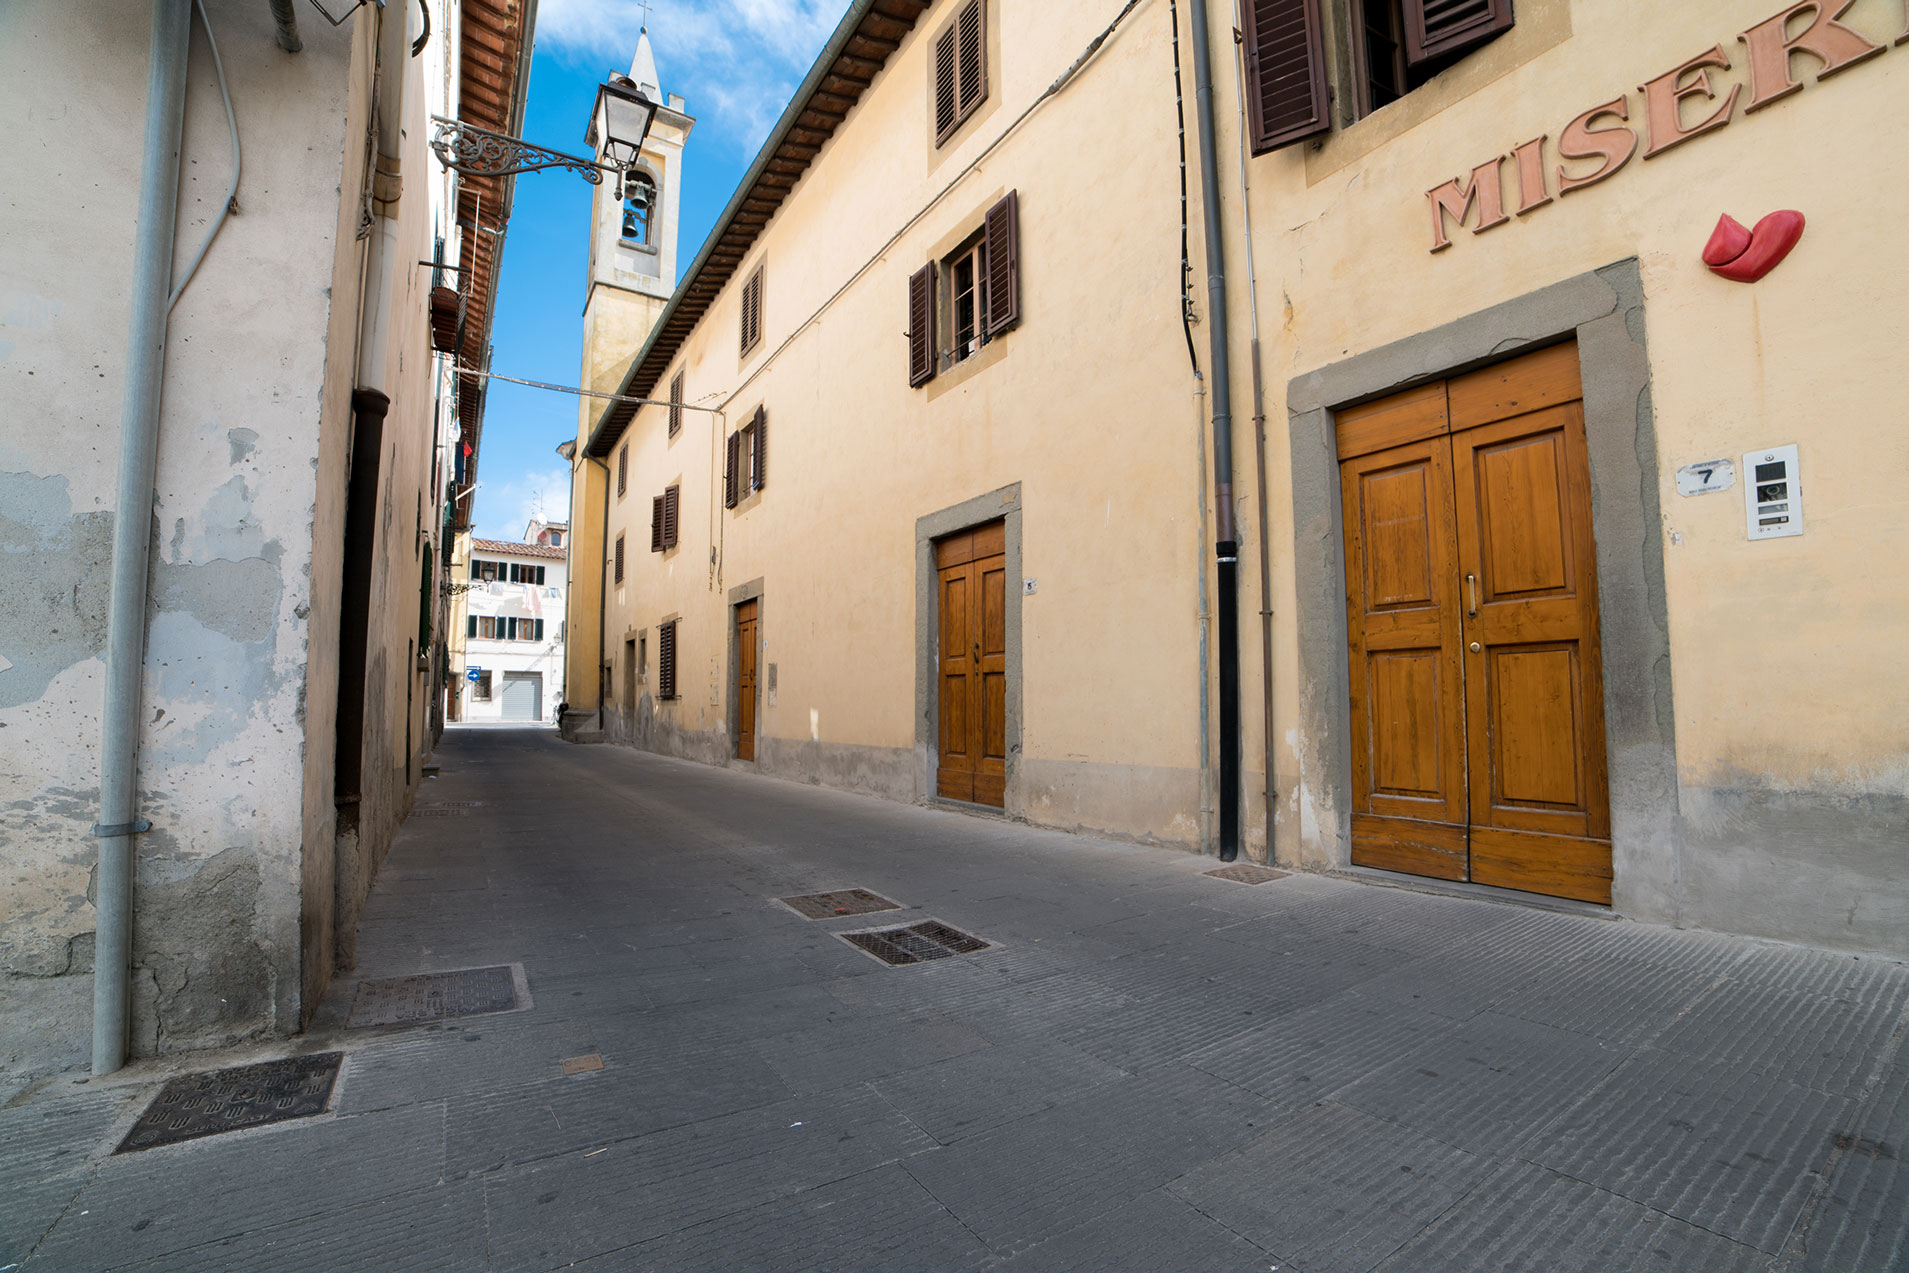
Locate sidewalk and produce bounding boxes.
[4,727,1904,1271]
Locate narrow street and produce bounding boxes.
[5,729,1905,1272]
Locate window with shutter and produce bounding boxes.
[908,263,937,387]
[650,495,665,553]
[617,445,628,497]
[658,620,678,700]
[933,0,988,146]
[1242,0,1332,154]
[668,369,684,437]
[663,484,680,548]
[739,263,765,357]
[724,431,741,509]
[616,532,627,581]
[1348,0,1515,118]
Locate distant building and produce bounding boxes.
[448,524,568,724]
[562,0,1908,959]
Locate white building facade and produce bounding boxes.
[455,523,568,724]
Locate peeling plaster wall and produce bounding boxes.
[0,0,359,1063]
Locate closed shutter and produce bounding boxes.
[616,533,627,581]
[668,369,684,437]
[933,23,959,140]
[724,431,741,508]
[984,190,1020,337]
[740,265,764,356]
[1405,0,1514,66]
[651,495,665,552]
[663,484,680,548]
[469,558,480,579]
[467,615,476,638]
[751,407,767,491]
[934,0,987,144]
[908,263,937,387]
[1241,0,1331,154]
[617,445,628,496]
[535,619,544,640]
[658,620,678,700]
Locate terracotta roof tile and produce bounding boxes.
[470,539,567,560]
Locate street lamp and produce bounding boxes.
[429,75,657,188]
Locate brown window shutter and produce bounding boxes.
[664,484,680,548]
[658,621,677,700]
[958,0,986,115]
[724,430,740,508]
[752,407,766,492]
[983,190,1020,338]
[668,369,684,437]
[908,263,937,387]
[1405,0,1514,66]
[650,496,665,552]
[428,286,461,353]
[740,265,764,356]
[1241,0,1332,154]
[615,533,626,581]
[617,445,627,497]
[933,23,959,140]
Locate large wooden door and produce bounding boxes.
[936,521,1007,806]
[735,599,758,761]
[1338,343,1611,903]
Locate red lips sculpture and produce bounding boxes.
[1702,210,1805,283]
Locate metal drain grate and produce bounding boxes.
[1204,864,1289,885]
[116,1052,342,1153]
[841,920,991,966]
[348,964,523,1027]
[417,800,484,808]
[779,888,902,919]
[408,807,468,818]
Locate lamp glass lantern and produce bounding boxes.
[587,76,659,178]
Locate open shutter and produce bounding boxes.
[1405,0,1514,66]
[668,369,684,437]
[617,445,627,496]
[933,22,959,140]
[467,615,476,638]
[724,431,741,508]
[958,0,987,116]
[535,619,544,641]
[908,263,937,387]
[752,407,767,492]
[984,190,1020,338]
[1241,0,1331,154]
[663,485,680,548]
[650,496,664,553]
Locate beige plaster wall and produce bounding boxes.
[1218,0,1909,951]
[591,1,1223,849]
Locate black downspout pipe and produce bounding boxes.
[1187,0,1241,860]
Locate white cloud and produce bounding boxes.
[537,0,848,155]
[473,466,573,543]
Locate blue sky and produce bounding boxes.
[470,1,850,543]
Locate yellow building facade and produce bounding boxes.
[566,0,1907,957]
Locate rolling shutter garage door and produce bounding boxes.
[500,673,542,722]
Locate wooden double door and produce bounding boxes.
[1338,343,1612,904]
[936,521,1007,807]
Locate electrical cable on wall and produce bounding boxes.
[1169,0,1200,374]
[168,0,240,312]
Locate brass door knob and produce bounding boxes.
[1469,641,1482,653]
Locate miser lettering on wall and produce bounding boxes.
[1425,0,1903,252]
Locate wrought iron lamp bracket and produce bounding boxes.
[308,0,376,28]
[430,116,620,185]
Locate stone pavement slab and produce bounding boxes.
[4,727,1905,1272]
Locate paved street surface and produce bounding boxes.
[5,728,1906,1272]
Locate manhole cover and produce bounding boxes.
[841,920,991,966]
[1204,864,1289,884]
[116,1052,342,1153]
[348,965,523,1027]
[779,888,902,919]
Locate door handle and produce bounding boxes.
[1466,573,1479,618]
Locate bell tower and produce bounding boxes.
[566,29,694,733]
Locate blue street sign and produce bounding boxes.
[466,667,482,682]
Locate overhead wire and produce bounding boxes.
[168,0,239,312]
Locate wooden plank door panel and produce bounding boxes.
[736,600,758,761]
[1452,404,1609,843]
[937,566,975,802]
[975,555,1008,808]
[935,520,1007,808]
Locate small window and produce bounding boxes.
[668,369,685,437]
[617,445,628,498]
[638,633,648,678]
[549,530,562,546]
[906,191,1020,387]
[471,670,493,701]
[658,619,679,701]
[651,485,681,551]
[724,407,768,509]
[933,0,988,145]
[1348,0,1505,118]
[614,533,626,583]
[739,263,765,358]
[946,234,990,367]
[621,171,657,245]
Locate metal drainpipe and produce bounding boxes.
[267,0,303,52]
[1187,0,1242,860]
[94,0,192,1077]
